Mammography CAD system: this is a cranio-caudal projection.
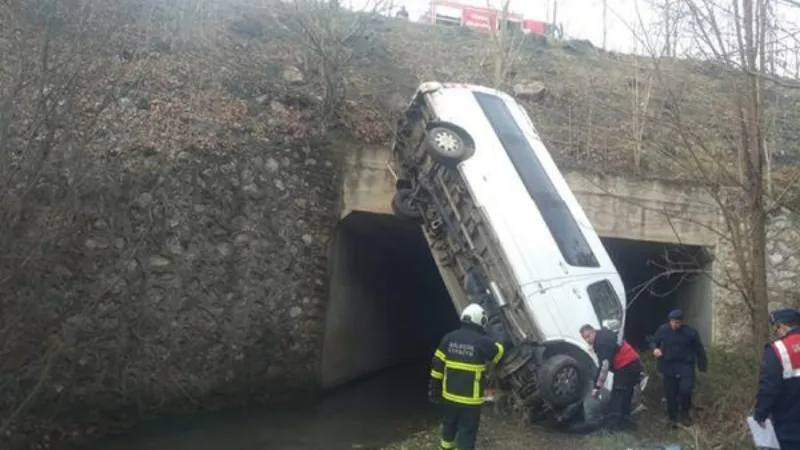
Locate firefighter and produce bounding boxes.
[428,303,504,450]
[579,323,642,432]
[754,308,800,450]
[652,309,708,428]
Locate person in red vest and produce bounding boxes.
[754,308,800,450]
[580,324,642,432]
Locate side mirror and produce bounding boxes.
[602,319,621,332]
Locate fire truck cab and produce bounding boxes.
[420,0,561,38]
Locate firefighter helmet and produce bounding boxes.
[461,303,488,327]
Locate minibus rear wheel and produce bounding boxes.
[392,188,422,220]
[425,125,474,167]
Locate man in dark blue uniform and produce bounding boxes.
[754,308,800,450]
[428,303,504,450]
[652,309,707,428]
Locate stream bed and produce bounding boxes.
[80,362,437,450]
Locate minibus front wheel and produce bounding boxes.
[424,123,475,167]
[538,354,585,408]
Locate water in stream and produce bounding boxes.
[81,362,437,450]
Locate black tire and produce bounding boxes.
[424,126,472,167]
[392,188,422,220]
[538,354,585,408]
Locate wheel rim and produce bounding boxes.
[433,130,460,154]
[552,366,579,398]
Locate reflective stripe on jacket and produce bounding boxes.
[430,322,504,406]
[771,333,800,380]
[755,328,800,432]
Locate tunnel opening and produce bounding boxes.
[601,237,714,350]
[320,211,460,390]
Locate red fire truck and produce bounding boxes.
[420,0,563,38]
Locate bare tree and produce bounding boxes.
[487,0,526,88]
[630,66,654,169]
[664,0,675,55]
[552,0,559,27]
[627,0,777,346]
[0,0,144,442]
[603,0,608,49]
[282,0,388,125]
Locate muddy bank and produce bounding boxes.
[382,407,693,450]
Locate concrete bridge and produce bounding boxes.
[322,144,724,389]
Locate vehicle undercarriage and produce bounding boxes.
[388,108,596,427]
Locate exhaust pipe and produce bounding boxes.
[489,281,506,307]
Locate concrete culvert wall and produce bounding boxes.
[602,237,714,349]
[321,212,460,389]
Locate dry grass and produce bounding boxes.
[381,412,687,450]
[384,349,759,450]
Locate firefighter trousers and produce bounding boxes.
[440,402,482,450]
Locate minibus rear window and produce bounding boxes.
[473,92,600,268]
[587,280,623,324]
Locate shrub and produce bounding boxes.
[640,347,759,449]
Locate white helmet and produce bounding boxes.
[461,303,487,327]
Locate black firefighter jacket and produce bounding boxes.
[429,322,505,406]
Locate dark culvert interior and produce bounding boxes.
[321,220,717,385]
[321,211,460,390]
[601,237,714,350]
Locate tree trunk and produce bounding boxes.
[552,0,558,26]
[664,0,672,57]
[749,203,770,349]
[602,0,607,49]
[743,0,770,350]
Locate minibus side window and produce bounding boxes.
[473,92,600,268]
